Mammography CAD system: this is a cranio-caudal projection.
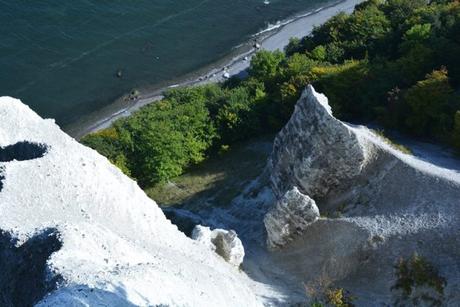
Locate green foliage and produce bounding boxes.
[405,68,454,138]
[310,45,327,61]
[285,37,302,56]
[84,86,219,185]
[310,60,370,119]
[305,2,391,60]
[215,86,262,143]
[277,53,318,118]
[121,91,216,185]
[82,81,272,185]
[324,43,345,63]
[395,44,435,86]
[248,50,285,83]
[404,23,432,42]
[383,0,427,30]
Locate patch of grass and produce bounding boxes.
[145,135,274,208]
[374,130,412,155]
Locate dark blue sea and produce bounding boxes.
[0,0,333,128]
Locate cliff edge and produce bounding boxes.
[0,97,262,307]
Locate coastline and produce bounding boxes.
[67,0,364,140]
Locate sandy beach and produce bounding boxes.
[68,0,363,139]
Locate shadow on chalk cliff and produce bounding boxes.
[37,284,142,306]
[0,228,62,307]
[0,141,49,192]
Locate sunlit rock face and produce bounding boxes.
[264,86,460,305]
[268,85,374,203]
[264,187,319,249]
[0,96,262,307]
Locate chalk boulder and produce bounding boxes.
[192,225,245,267]
[264,187,319,249]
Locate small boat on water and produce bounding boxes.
[264,0,270,5]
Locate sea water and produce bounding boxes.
[0,0,335,128]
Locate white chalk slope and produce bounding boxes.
[0,97,262,307]
[265,86,460,305]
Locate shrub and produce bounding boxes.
[325,288,354,307]
[248,50,285,84]
[404,68,453,138]
[310,60,370,119]
[215,86,261,143]
[310,45,327,62]
[393,253,446,305]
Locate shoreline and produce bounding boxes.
[67,0,363,140]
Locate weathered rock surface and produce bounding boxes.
[264,187,319,249]
[264,85,460,305]
[0,97,262,307]
[268,85,374,203]
[192,225,245,267]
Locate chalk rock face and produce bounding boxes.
[264,187,319,249]
[0,97,262,307]
[192,225,245,267]
[268,85,373,202]
[264,86,460,305]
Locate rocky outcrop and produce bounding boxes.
[264,85,460,305]
[264,187,319,249]
[265,85,375,248]
[0,97,262,307]
[192,225,245,267]
[268,85,374,203]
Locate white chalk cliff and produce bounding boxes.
[1,84,460,306]
[0,97,262,307]
[264,85,460,305]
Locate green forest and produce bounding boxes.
[82,0,460,186]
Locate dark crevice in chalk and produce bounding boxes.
[0,168,4,193]
[0,141,49,192]
[0,228,63,307]
[162,207,204,237]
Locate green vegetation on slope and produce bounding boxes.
[82,0,460,186]
[146,136,273,207]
